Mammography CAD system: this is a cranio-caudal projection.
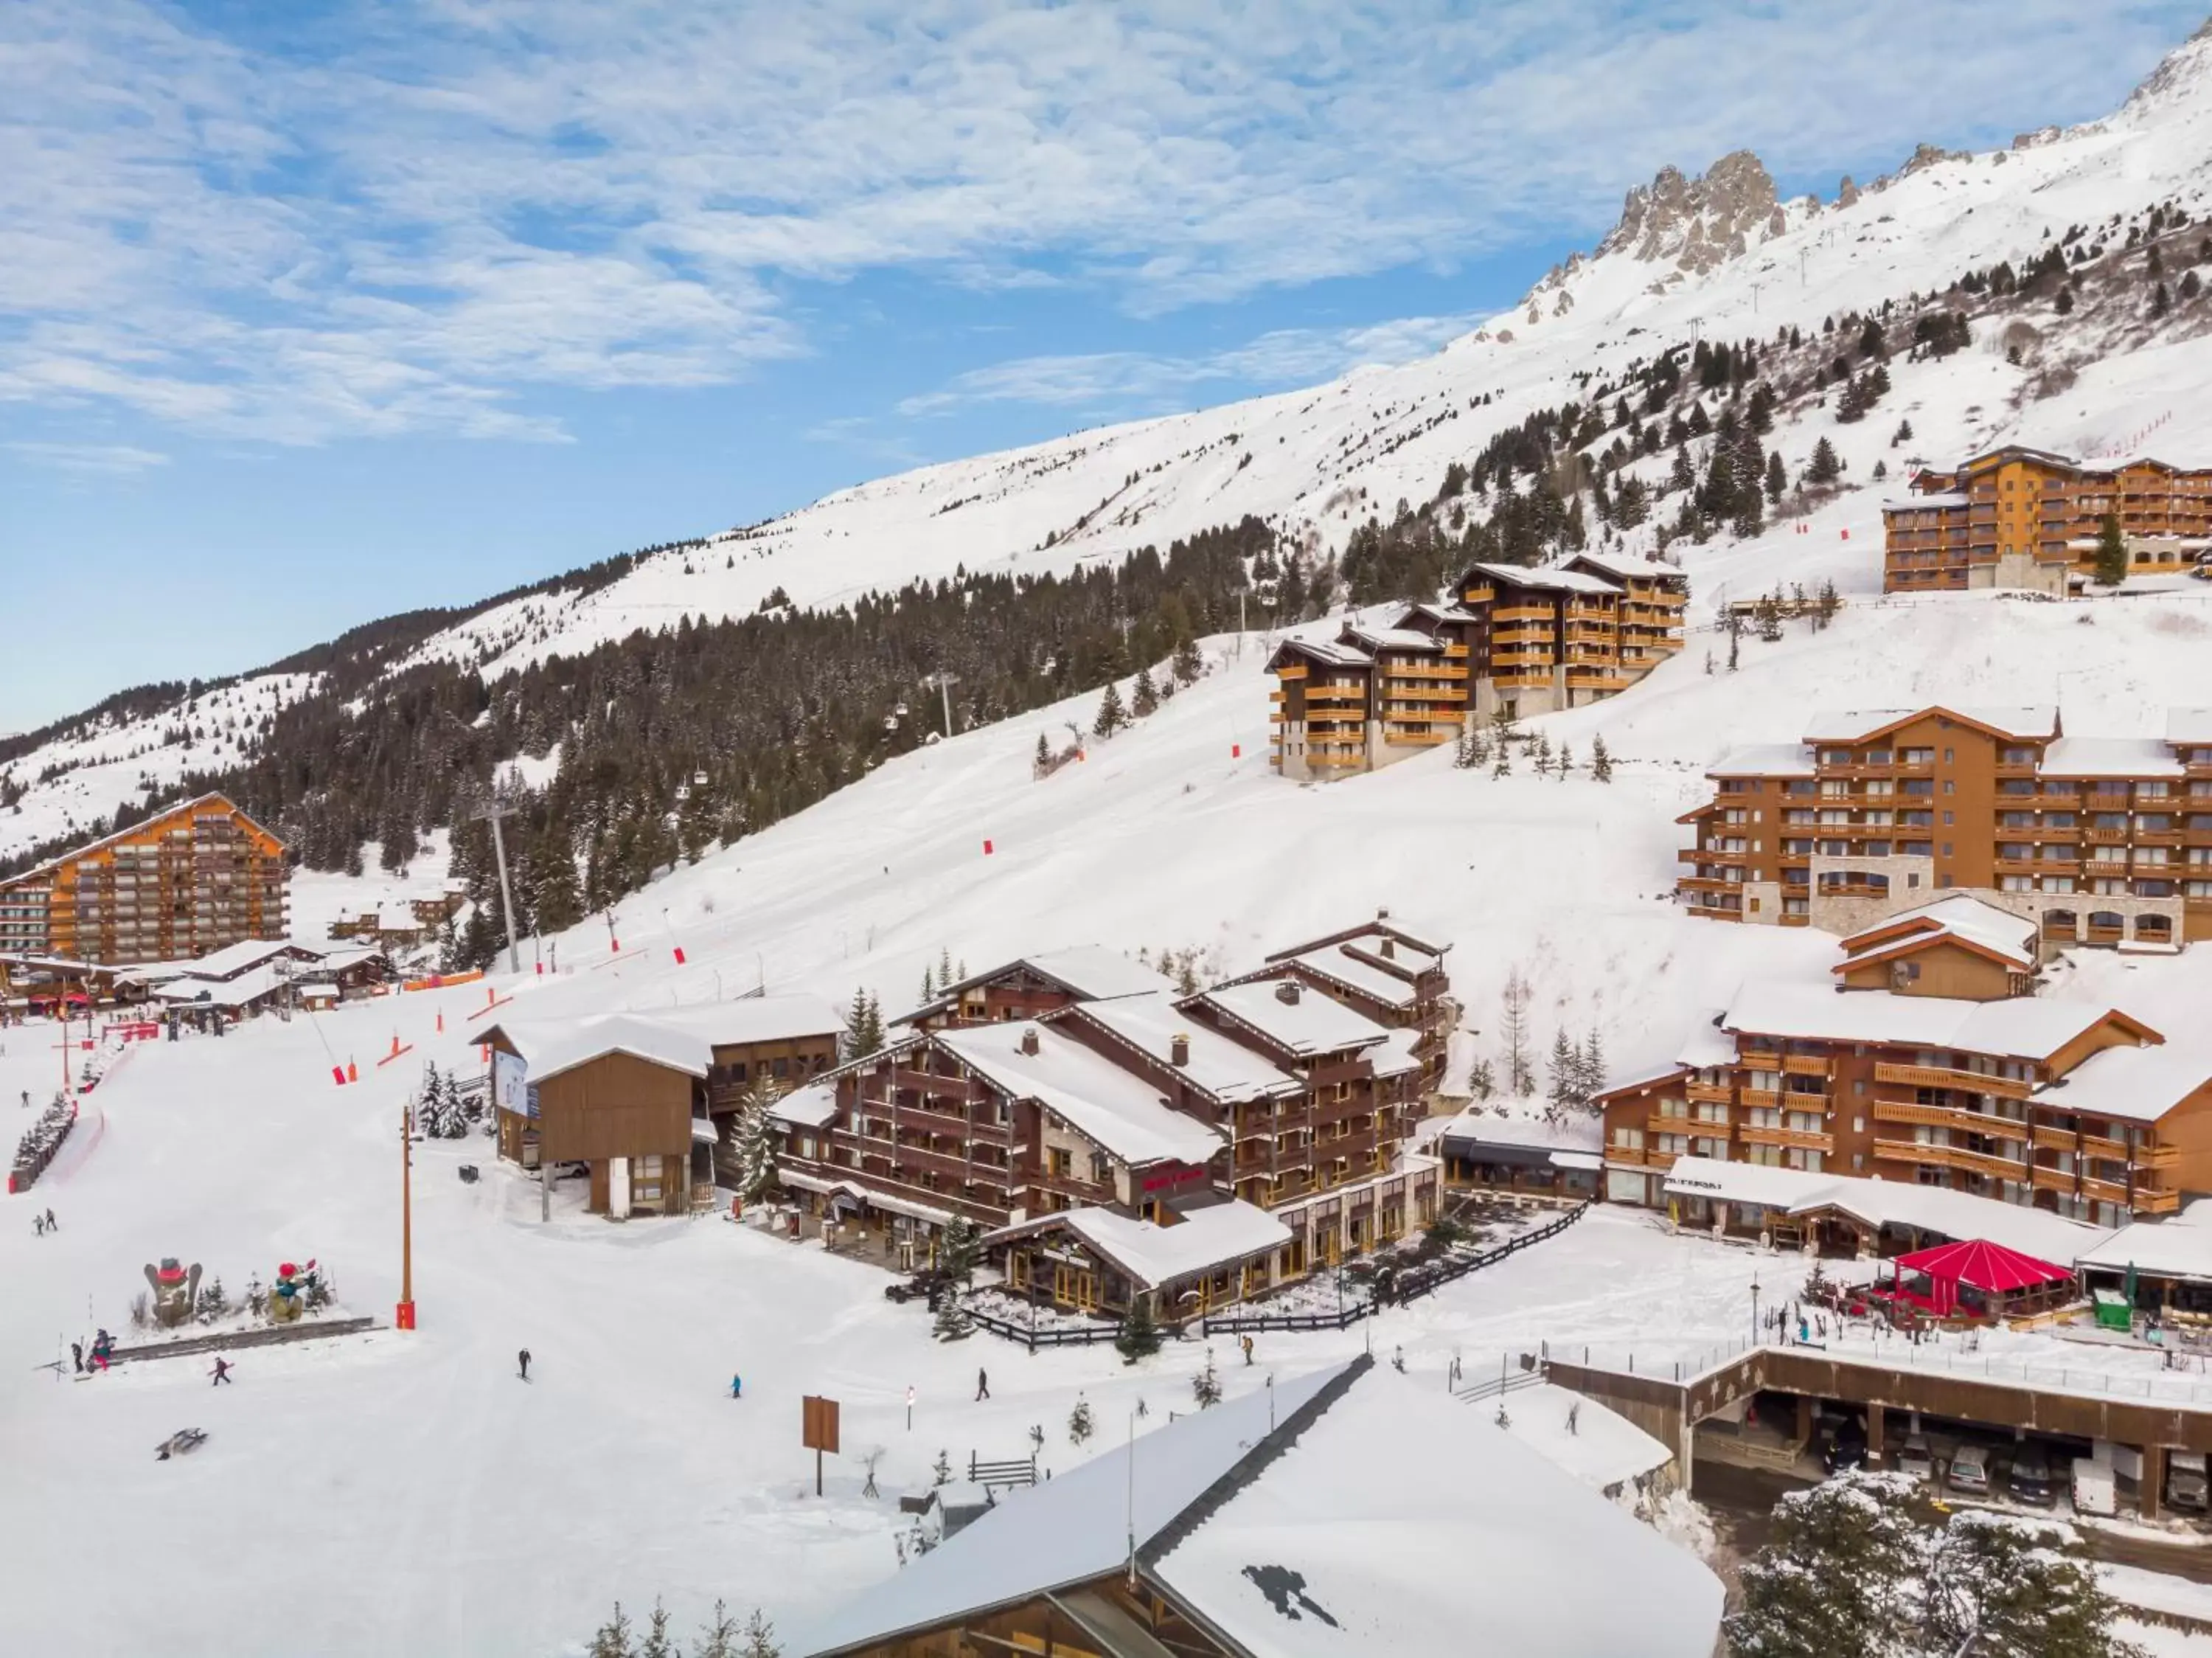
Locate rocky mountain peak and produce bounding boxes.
[2121,14,2212,117]
[1595,150,1779,277]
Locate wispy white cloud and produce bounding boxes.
[0,0,2201,444]
[4,440,170,474]
[896,312,1484,416]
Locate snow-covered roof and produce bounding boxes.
[1283,946,1417,1008]
[1840,895,2039,973]
[1271,636,1374,669]
[1343,623,1444,653]
[2079,1210,2212,1283]
[934,1021,1225,1167]
[1058,991,1302,1105]
[765,1080,839,1129]
[154,962,293,1009]
[1722,983,2149,1062]
[1264,911,1453,965]
[1013,1200,1291,1291]
[654,993,846,1047]
[1661,1156,2111,1263]
[1675,1015,1740,1072]
[2031,1042,2212,1126]
[1707,742,1815,778]
[1802,706,2060,743]
[1437,1109,1602,1157]
[1371,1026,1422,1080]
[795,1359,1721,1658]
[1464,560,1623,596]
[2166,710,2212,746]
[2039,737,2185,779]
[897,947,1179,1028]
[1882,492,1969,510]
[1188,980,1394,1058]
[304,943,389,976]
[481,1014,714,1084]
[173,937,321,980]
[1562,548,1683,581]
[1146,1367,1723,1658]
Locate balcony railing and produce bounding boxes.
[1871,1100,2031,1141]
[1736,1124,1834,1154]
[1873,1062,2031,1100]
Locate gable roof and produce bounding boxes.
[1722,983,2158,1063]
[1705,743,1817,779]
[794,1359,1723,1658]
[987,1201,1293,1292]
[2031,1041,2212,1125]
[1184,981,1394,1059]
[1837,895,2039,977]
[1056,991,1303,1106]
[1801,706,2060,746]
[1,791,287,886]
[897,946,1178,1028]
[933,1021,1225,1167]
[2039,736,2184,779]
[1261,911,1452,964]
[479,1014,714,1084]
[1266,636,1374,672]
[1459,560,1623,597]
[1560,548,1685,583]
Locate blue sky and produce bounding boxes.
[3,0,2205,730]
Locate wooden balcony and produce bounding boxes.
[1739,1050,1782,1070]
[2135,1142,2180,1170]
[2031,1124,2077,1152]
[2079,1133,2130,1162]
[1874,1062,2031,1100]
[2134,1186,2182,1215]
[1781,1055,1829,1077]
[1871,1100,2031,1142]
[1873,1140,2025,1180]
[2080,1175,2132,1206]
[1738,1123,1834,1154]
[1685,1081,1734,1106]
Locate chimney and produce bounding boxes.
[1170,1033,1191,1066]
[1275,980,1302,1006]
[1019,1025,1040,1057]
[1380,937,1396,960]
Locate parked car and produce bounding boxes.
[1949,1444,1992,1496]
[2170,1450,2210,1512]
[2008,1446,2059,1508]
[1895,1435,1935,1482]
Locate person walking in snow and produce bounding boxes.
[70,1342,83,1375]
[517,1348,531,1381]
[1240,1335,1254,1367]
[730,1374,742,1399]
[212,1358,232,1386]
[32,1214,44,1238]
[43,1207,54,1232]
[974,1367,990,1401]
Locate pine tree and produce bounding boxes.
[731,1073,783,1201]
[1817,580,1841,627]
[1764,451,1785,505]
[1806,437,1843,485]
[1116,1296,1161,1363]
[2184,269,2204,302]
[921,962,936,1003]
[589,1603,636,1658]
[2095,510,2129,586]
[1068,1395,1095,1445]
[1891,418,1913,446]
[1171,635,1204,684]
[1467,1057,1496,1100]
[932,1289,974,1342]
[1034,732,1050,774]
[933,1448,952,1485]
[939,1217,983,1288]
[1589,733,1613,783]
[1725,1473,1925,1658]
[1131,667,1160,718]
[1533,732,1552,776]
[1545,1029,1575,1110]
[692,1602,742,1658]
[2153,280,2172,319]
[1756,592,1784,643]
[2056,285,2076,316]
[1192,1350,1222,1408]
[639,1601,677,1658]
[1556,741,1573,780]
[1924,1509,2136,1657]
[1579,1027,1605,1105]
[1093,680,1127,738]
[939,946,955,990]
[741,1609,782,1658]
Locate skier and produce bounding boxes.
[211,1358,233,1386]
[517,1348,532,1381]
[975,1367,990,1401]
[70,1342,83,1375]
[32,1214,44,1238]
[44,1207,55,1232]
[730,1374,742,1399]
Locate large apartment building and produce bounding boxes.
[1597,967,2208,1229]
[1884,445,2212,594]
[0,793,288,967]
[1267,550,1687,780]
[772,967,1438,1317]
[1677,705,2212,946]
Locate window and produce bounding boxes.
[1943,748,1955,764]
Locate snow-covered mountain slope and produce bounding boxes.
[10,21,2212,865]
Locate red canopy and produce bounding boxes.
[1892,1238,2073,1307]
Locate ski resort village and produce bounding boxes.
[31,10,2212,1658]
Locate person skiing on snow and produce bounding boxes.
[211,1358,232,1386]
[730,1374,742,1399]
[975,1367,990,1401]
[44,1207,54,1231]
[517,1348,531,1381]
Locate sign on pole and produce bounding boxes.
[802,1394,841,1496]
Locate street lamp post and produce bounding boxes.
[1751,1270,1761,1347]
[397,1100,417,1330]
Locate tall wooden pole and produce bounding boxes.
[398,1101,417,1330]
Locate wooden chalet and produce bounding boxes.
[1832,895,2040,999]
[896,946,1177,1031]
[1239,907,1454,1089]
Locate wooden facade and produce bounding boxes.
[0,793,288,967]
[1677,704,2212,944]
[1885,445,2212,593]
[1598,1002,2199,1227]
[1251,912,1453,1089]
[1267,552,1686,779]
[487,1040,701,1218]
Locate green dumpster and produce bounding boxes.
[2093,1287,2131,1333]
